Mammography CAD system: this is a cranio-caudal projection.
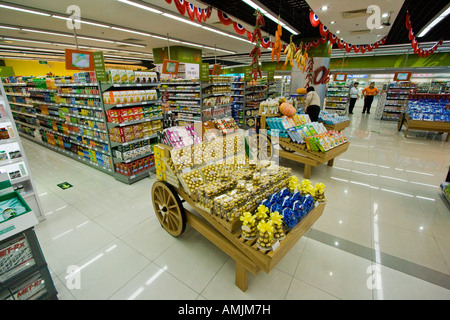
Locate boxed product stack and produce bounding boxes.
[114,155,154,177]
[318,111,350,125]
[266,114,311,138]
[106,105,162,124]
[108,120,163,143]
[112,139,155,161]
[406,99,450,122]
[107,69,158,84]
[161,126,201,149]
[102,89,158,105]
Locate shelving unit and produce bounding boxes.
[3,73,163,185]
[0,226,57,300]
[160,76,232,126]
[0,82,44,223]
[381,83,416,121]
[325,82,349,115]
[230,77,245,127]
[100,81,161,184]
[243,81,268,129]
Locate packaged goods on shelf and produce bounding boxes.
[319,111,350,124]
[102,89,158,105]
[406,99,450,122]
[108,120,162,143]
[112,139,155,161]
[161,125,201,149]
[114,155,154,177]
[106,105,162,124]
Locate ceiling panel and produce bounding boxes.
[0,0,449,66]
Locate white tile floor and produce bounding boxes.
[22,102,450,300]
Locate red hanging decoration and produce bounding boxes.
[218,10,233,25]
[310,11,320,27]
[345,43,353,52]
[406,11,443,57]
[185,2,195,21]
[233,22,246,35]
[261,38,271,49]
[195,7,203,23]
[353,45,360,53]
[329,33,337,45]
[165,0,172,3]
[319,23,329,37]
[174,0,186,16]
[249,10,265,80]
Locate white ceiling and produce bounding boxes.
[0,0,265,63]
[0,0,448,68]
[306,0,404,45]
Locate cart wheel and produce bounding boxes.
[397,113,405,131]
[248,134,273,160]
[152,181,186,237]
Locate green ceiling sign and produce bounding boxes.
[330,52,450,69]
[153,46,202,64]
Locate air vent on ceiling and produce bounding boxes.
[341,9,369,19]
[350,29,371,35]
[122,38,143,42]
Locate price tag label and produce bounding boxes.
[272,240,280,252]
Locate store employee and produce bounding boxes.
[348,82,360,114]
[361,82,379,114]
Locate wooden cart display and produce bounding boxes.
[400,113,450,142]
[152,141,326,292]
[322,120,351,132]
[254,115,350,179]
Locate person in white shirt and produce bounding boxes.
[305,86,321,121]
[348,82,360,114]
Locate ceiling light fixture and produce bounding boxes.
[417,4,450,37]
[51,15,111,28]
[161,12,202,27]
[321,6,328,11]
[110,27,150,37]
[240,0,299,35]
[20,28,73,37]
[330,21,336,24]
[0,4,50,16]
[117,0,163,14]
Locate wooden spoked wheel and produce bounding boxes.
[247,134,273,161]
[152,181,186,237]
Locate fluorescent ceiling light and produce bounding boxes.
[0,4,50,16]
[111,27,150,37]
[3,37,51,45]
[115,41,146,48]
[51,15,110,28]
[117,0,163,14]
[240,0,299,35]
[21,28,73,37]
[162,13,202,27]
[77,36,115,43]
[418,5,450,37]
[0,25,19,30]
[201,26,250,43]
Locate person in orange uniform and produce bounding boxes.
[361,82,379,114]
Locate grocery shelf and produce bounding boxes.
[104,100,161,110]
[107,115,163,128]
[113,151,154,164]
[110,133,159,148]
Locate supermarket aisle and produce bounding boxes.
[22,112,450,300]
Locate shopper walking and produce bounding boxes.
[361,82,379,114]
[348,82,360,114]
[305,86,321,122]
